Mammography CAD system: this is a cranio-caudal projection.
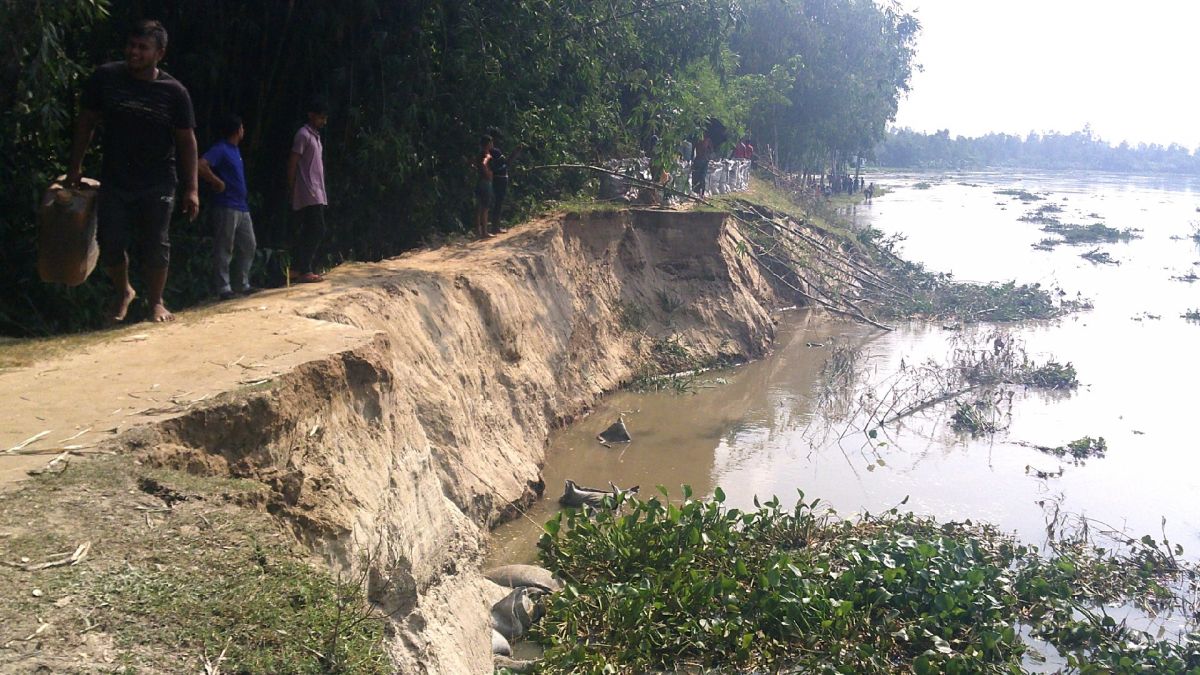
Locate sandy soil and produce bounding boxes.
[0,209,781,672]
[0,279,374,487]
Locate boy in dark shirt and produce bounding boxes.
[199,114,256,299]
[66,19,198,323]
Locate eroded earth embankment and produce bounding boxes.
[0,209,781,673]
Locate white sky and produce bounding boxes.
[892,0,1200,149]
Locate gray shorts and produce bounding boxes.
[97,185,174,269]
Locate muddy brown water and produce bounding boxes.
[487,171,1200,574]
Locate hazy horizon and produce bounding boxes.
[892,0,1200,150]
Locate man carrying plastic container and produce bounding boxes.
[66,19,199,323]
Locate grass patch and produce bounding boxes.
[1183,309,1200,321]
[532,488,1200,673]
[627,336,724,394]
[913,181,932,190]
[0,456,389,673]
[616,300,649,332]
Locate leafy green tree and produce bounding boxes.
[0,0,112,334]
[732,0,920,174]
[0,0,924,336]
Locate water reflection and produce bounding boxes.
[487,171,1200,568]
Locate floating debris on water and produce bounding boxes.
[950,393,1010,436]
[596,418,632,444]
[1080,248,1118,265]
[995,188,1043,201]
[1037,222,1141,247]
[1018,203,1066,225]
[1020,436,1108,464]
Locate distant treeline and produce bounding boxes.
[1,0,918,336]
[874,127,1200,174]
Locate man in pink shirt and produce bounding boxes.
[286,100,328,283]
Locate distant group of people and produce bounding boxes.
[64,20,330,323]
[818,175,873,201]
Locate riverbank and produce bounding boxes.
[0,207,783,672]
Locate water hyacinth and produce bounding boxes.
[531,487,1200,673]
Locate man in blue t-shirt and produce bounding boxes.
[199,113,257,299]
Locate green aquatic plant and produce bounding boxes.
[1018,203,1065,225]
[1080,248,1119,265]
[1028,436,1108,463]
[1040,222,1140,246]
[533,487,1200,674]
[950,397,1004,436]
[1020,359,1079,389]
[876,274,1070,323]
[995,188,1043,201]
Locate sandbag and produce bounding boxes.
[494,655,536,673]
[597,418,631,443]
[559,479,639,508]
[492,587,542,642]
[38,177,100,286]
[491,629,512,656]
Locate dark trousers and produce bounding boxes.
[96,185,175,269]
[491,176,508,230]
[293,205,326,275]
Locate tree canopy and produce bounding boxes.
[875,127,1200,173]
[0,0,920,336]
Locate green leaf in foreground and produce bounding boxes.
[533,489,1200,673]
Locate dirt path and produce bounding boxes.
[0,226,542,489]
[1,207,781,672]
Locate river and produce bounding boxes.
[487,170,1200,570]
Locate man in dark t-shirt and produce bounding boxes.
[66,19,198,323]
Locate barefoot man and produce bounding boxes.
[66,19,199,323]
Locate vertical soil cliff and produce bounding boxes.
[0,208,782,673]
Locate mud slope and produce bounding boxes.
[1,209,780,673]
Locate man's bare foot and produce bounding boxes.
[106,287,137,325]
[149,303,174,322]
